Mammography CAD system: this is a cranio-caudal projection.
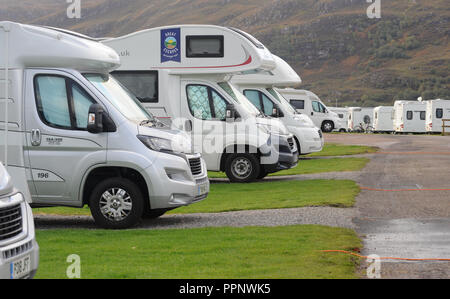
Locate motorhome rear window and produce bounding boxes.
[186,36,224,58]
[290,100,305,110]
[407,111,413,120]
[112,71,158,103]
[436,108,443,119]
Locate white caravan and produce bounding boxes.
[393,100,427,133]
[0,163,39,279]
[278,89,343,133]
[347,107,375,132]
[328,107,349,132]
[231,55,324,155]
[426,99,450,133]
[0,22,209,229]
[373,106,394,132]
[102,25,299,182]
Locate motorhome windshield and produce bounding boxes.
[267,88,297,115]
[218,82,262,117]
[84,74,155,123]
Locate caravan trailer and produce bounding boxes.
[347,107,375,132]
[278,89,343,133]
[393,100,427,133]
[0,22,209,229]
[231,55,324,155]
[102,25,299,182]
[328,107,349,132]
[426,99,450,133]
[373,106,394,132]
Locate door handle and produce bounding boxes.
[31,129,41,146]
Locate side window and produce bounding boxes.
[319,102,327,113]
[244,90,263,111]
[312,101,321,113]
[34,76,71,129]
[420,111,426,121]
[436,108,443,119]
[34,75,97,130]
[290,100,304,110]
[407,111,413,120]
[211,89,227,121]
[112,71,158,103]
[187,85,213,120]
[261,93,275,116]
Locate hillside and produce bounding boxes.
[0,0,448,106]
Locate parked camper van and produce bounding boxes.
[231,55,324,155]
[393,100,427,133]
[328,107,349,133]
[102,25,299,182]
[278,89,343,133]
[426,99,450,133]
[373,106,394,133]
[0,163,39,279]
[0,22,209,229]
[347,107,375,132]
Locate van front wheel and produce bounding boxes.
[89,178,144,229]
[321,121,334,133]
[225,154,260,183]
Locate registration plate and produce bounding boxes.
[10,255,31,279]
[198,182,209,196]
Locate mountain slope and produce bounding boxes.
[0,0,448,106]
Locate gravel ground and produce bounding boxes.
[35,206,358,230]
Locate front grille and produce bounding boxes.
[2,241,32,260]
[0,204,23,242]
[287,138,295,151]
[189,158,203,176]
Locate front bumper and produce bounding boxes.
[289,126,324,155]
[260,135,299,174]
[141,152,210,210]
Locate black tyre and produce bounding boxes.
[225,154,260,183]
[89,178,144,229]
[142,209,168,219]
[256,169,269,180]
[321,121,334,133]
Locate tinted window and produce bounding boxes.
[436,108,443,119]
[244,90,263,111]
[407,111,413,120]
[290,100,305,110]
[187,85,212,120]
[312,101,322,113]
[420,111,426,120]
[261,93,275,116]
[34,75,96,130]
[186,36,224,58]
[112,71,158,103]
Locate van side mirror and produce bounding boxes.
[87,104,117,134]
[226,104,237,121]
[272,107,284,118]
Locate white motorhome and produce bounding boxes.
[231,55,324,155]
[102,25,299,182]
[0,22,209,229]
[0,163,39,279]
[426,99,450,133]
[393,100,427,133]
[328,107,349,132]
[347,107,375,132]
[373,106,394,132]
[278,89,343,133]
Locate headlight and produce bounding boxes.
[138,135,174,152]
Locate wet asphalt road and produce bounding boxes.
[325,133,450,279]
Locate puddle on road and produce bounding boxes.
[357,218,450,262]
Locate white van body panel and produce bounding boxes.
[373,106,394,132]
[393,101,427,133]
[425,99,450,133]
[329,107,349,132]
[347,107,375,131]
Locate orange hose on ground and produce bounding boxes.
[322,250,450,262]
[361,187,450,192]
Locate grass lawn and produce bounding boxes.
[307,143,378,157]
[34,225,362,279]
[33,179,360,216]
[208,157,370,179]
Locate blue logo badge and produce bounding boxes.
[161,28,181,63]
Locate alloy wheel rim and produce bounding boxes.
[99,188,132,222]
[231,157,252,179]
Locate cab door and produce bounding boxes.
[24,69,107,206]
